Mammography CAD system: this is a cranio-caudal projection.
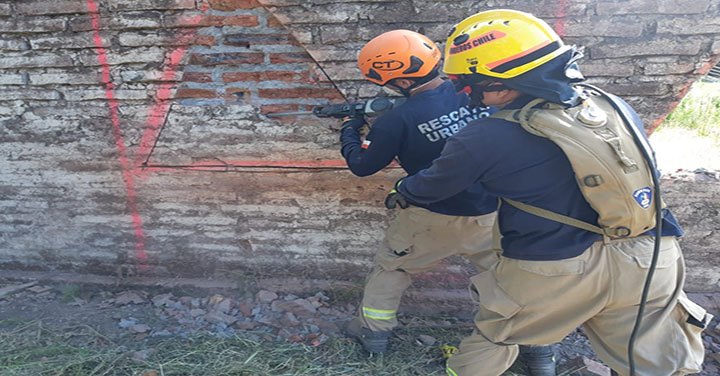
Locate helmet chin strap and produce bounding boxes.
[408,78,436,94]
[400,76,438,97]
[384,83,413,98]
[386,67,441,97]
[381,85,405,97]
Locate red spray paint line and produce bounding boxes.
[133,1,210,173]
[133,1,209,172]
[132,12,208,172]
[141,159,401,172]
[171,159,350,168]
[86,0,148,270]
[553,0,568,37]
[132,39,195,172]
[144,159,351,172]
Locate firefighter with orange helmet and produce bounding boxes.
[340,29,556,375]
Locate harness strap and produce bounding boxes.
[503,198,612,242]
[493,98,614,241]
[491,198,503,251]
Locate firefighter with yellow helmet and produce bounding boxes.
[388,9,710,376]
[340,29,556,375]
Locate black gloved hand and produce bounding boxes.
[384,179,409,209]
[340,117,366,132]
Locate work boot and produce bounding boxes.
[344,318,390,354]
[518,345,557,376]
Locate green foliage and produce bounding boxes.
[662,81,720,143]
[59,285,82,303]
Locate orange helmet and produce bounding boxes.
[358,30,441,85]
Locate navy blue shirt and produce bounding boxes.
[340,80,498,216]
[398,94,683,261]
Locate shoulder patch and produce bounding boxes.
[633,187,653,209]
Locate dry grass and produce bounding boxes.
[0,318,553,376]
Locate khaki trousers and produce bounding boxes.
[446,236,711,376]
[359,206,497,331]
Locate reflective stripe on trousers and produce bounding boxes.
[362,306,396,320]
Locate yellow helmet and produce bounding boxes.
[358,29,441,85]
[443,9,571,79]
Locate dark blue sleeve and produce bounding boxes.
[340,120,401,177]
[397,135,483,203]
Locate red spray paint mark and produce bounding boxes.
[133,10,208,175]
[133,38,195,171]
[142,159,402,172]
[145,159,349,171]
[86,0,148,270]
[553,0,568,37]
[185,159,350,168]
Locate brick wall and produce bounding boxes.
[268,0,720,130]
[1,0,719,291]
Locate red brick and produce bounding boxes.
[222,71,308,83]
[208,0,261,11]
[108,0,197,11]
[224,33,296,47]
[189,52,264,66]
[267,16,283,28]
[269,52,313,64]
[163,14,206,28]
[225,88,250,100]
[164,14,258,28]
[260,104,298,115]
[258,88,342,99]
[175,88,217,98]
[194,35,215,46]
[221,15,260,27]
[182,72,213,83]
[697,60,718,75]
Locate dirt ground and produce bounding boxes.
[1,278,720,376]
